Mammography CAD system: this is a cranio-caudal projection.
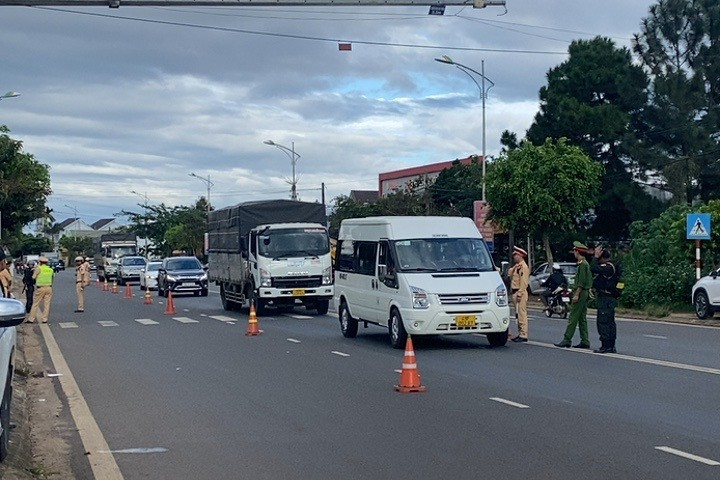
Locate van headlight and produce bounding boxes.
[322,266,332,285]
[495,284,508,307]
[260,268,272,288]
[410,286,430,309]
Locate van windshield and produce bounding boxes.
[259,228,330,259]
[393,238,494,273]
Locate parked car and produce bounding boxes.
[139,261,162,291]
[0,298,27,462]
[116,256,147,285]
[48,258,65,272]
[528,262,577,295]
[692,267,720,319]
[157,256,208,297]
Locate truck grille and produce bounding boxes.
[438,293,490,305]
[272,276,323,289]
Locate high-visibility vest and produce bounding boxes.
[35,265,54,286]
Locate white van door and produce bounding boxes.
[370,240,398,325]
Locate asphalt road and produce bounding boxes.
[40,272,720,479]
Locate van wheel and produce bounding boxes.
[0,374,12,462]
[339,300,358,338]
[487,329,509,347]
[389,308,407,349]
[694,291,713,319]
[316,299,329,315]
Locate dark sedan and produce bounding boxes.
[157,256,208,297]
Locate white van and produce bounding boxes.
[334,216,511,348]
[0,298,26,461]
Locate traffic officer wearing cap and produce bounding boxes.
[27,256,54,324]
[75,256,90,313]
[509,246,530,342]
[555,241,592,348]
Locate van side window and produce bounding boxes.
[337,240,355,272]
[356,242,377,276]
[378,241,398,288]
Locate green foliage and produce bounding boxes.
[0,126,52,239]
[59,235,95,261]
[485,138,603,238]
[5,233,53,258]
[431,158,483,217]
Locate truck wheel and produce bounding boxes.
[0,374,12,462]
[220,284,233,311]
[389,308,407,349]
[339,300,358,338]
[316,299,329,315]
[487,329,509,347]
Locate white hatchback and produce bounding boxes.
[139,261,162,291]
[0,298,26,462]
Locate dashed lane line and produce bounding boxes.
[98,321,119,327]
[58,322,78,329]
[655,446,720,466]
[643,334,668,339]
[286,314,314,320]
[528,341,720,376]
[209,315,237,322]
[135,319,159,326]
[331,351,350,357]
[287,338,301,343]
[489,397,530,409]
[173,316,200,323]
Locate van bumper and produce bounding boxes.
[398,305,511,335]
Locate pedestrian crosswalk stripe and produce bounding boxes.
[209,315,236,322]
[99,321,119,327]
[173,317,199,323]
[135,319,159,325]
[59,322,78,329]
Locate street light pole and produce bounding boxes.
[131,190,149,258]
[189,173,214,214]
[264,140,301,200]
[435,55,494,201]
[63,204,79,237]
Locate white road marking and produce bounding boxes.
[287,338,301,343]
[58,322,78,329]
[200,313,208,317]
[655,446,720,466]
[39,325,124,479]
[98,321,119,327]
[643,334,668,339]
[489,397,530,409]
[331,351,350,357]
[173,317,199,324]
[183,309,190,312]
[99,447,168,454]
[394,369,402,374]
[529,341,720,376]
[135,319,159,326]
[209,315,236,322]
[286,314,313,319]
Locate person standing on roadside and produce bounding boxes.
[22,261,36,313]
[591,247,619,353]
[555,241,592,349]
[27,256,54,324]
[0,260,13,298]
[509,246,530,342]
[74,256,90,313]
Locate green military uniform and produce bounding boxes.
[556,241,593,348]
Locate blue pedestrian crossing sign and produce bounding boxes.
[687,213,711,240]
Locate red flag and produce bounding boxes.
[338,43,352,51]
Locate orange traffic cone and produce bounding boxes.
[143,288,153,305]
[164,292,176,315]
[102,279,109,291]
[394,336,426,393]
[124,283,133,299]
[111,280,119,294]
[245,301,260,336]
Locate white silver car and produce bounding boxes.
[0,298,26,462]
[139,261,162,291]
[692,267,720,319]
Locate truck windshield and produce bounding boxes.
[108,246,137,259]
[259,228,329,259]
[393,238,494,273]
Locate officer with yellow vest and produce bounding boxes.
[27,256,54,324]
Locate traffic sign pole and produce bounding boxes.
[696,240,701,280]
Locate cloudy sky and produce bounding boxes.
[1,0,656,228]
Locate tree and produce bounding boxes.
[485,138,603,266]
[431,158,483,218]
[0,126,52,240]
[633,0,720,203]
[526,37,663,240]
[6,233,53,258]
[59,235,95,261]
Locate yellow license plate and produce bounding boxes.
[455,315,477,327]
[292,289,306,296]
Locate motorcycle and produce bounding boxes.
[544,286,571,318]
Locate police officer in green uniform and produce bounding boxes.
[591,246,618,353]
[555,241,592,349]
[27,256,54,324]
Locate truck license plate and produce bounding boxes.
[455,315,477,327]
[292,289,306,296]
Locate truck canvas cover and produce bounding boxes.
[207,199,327,253]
